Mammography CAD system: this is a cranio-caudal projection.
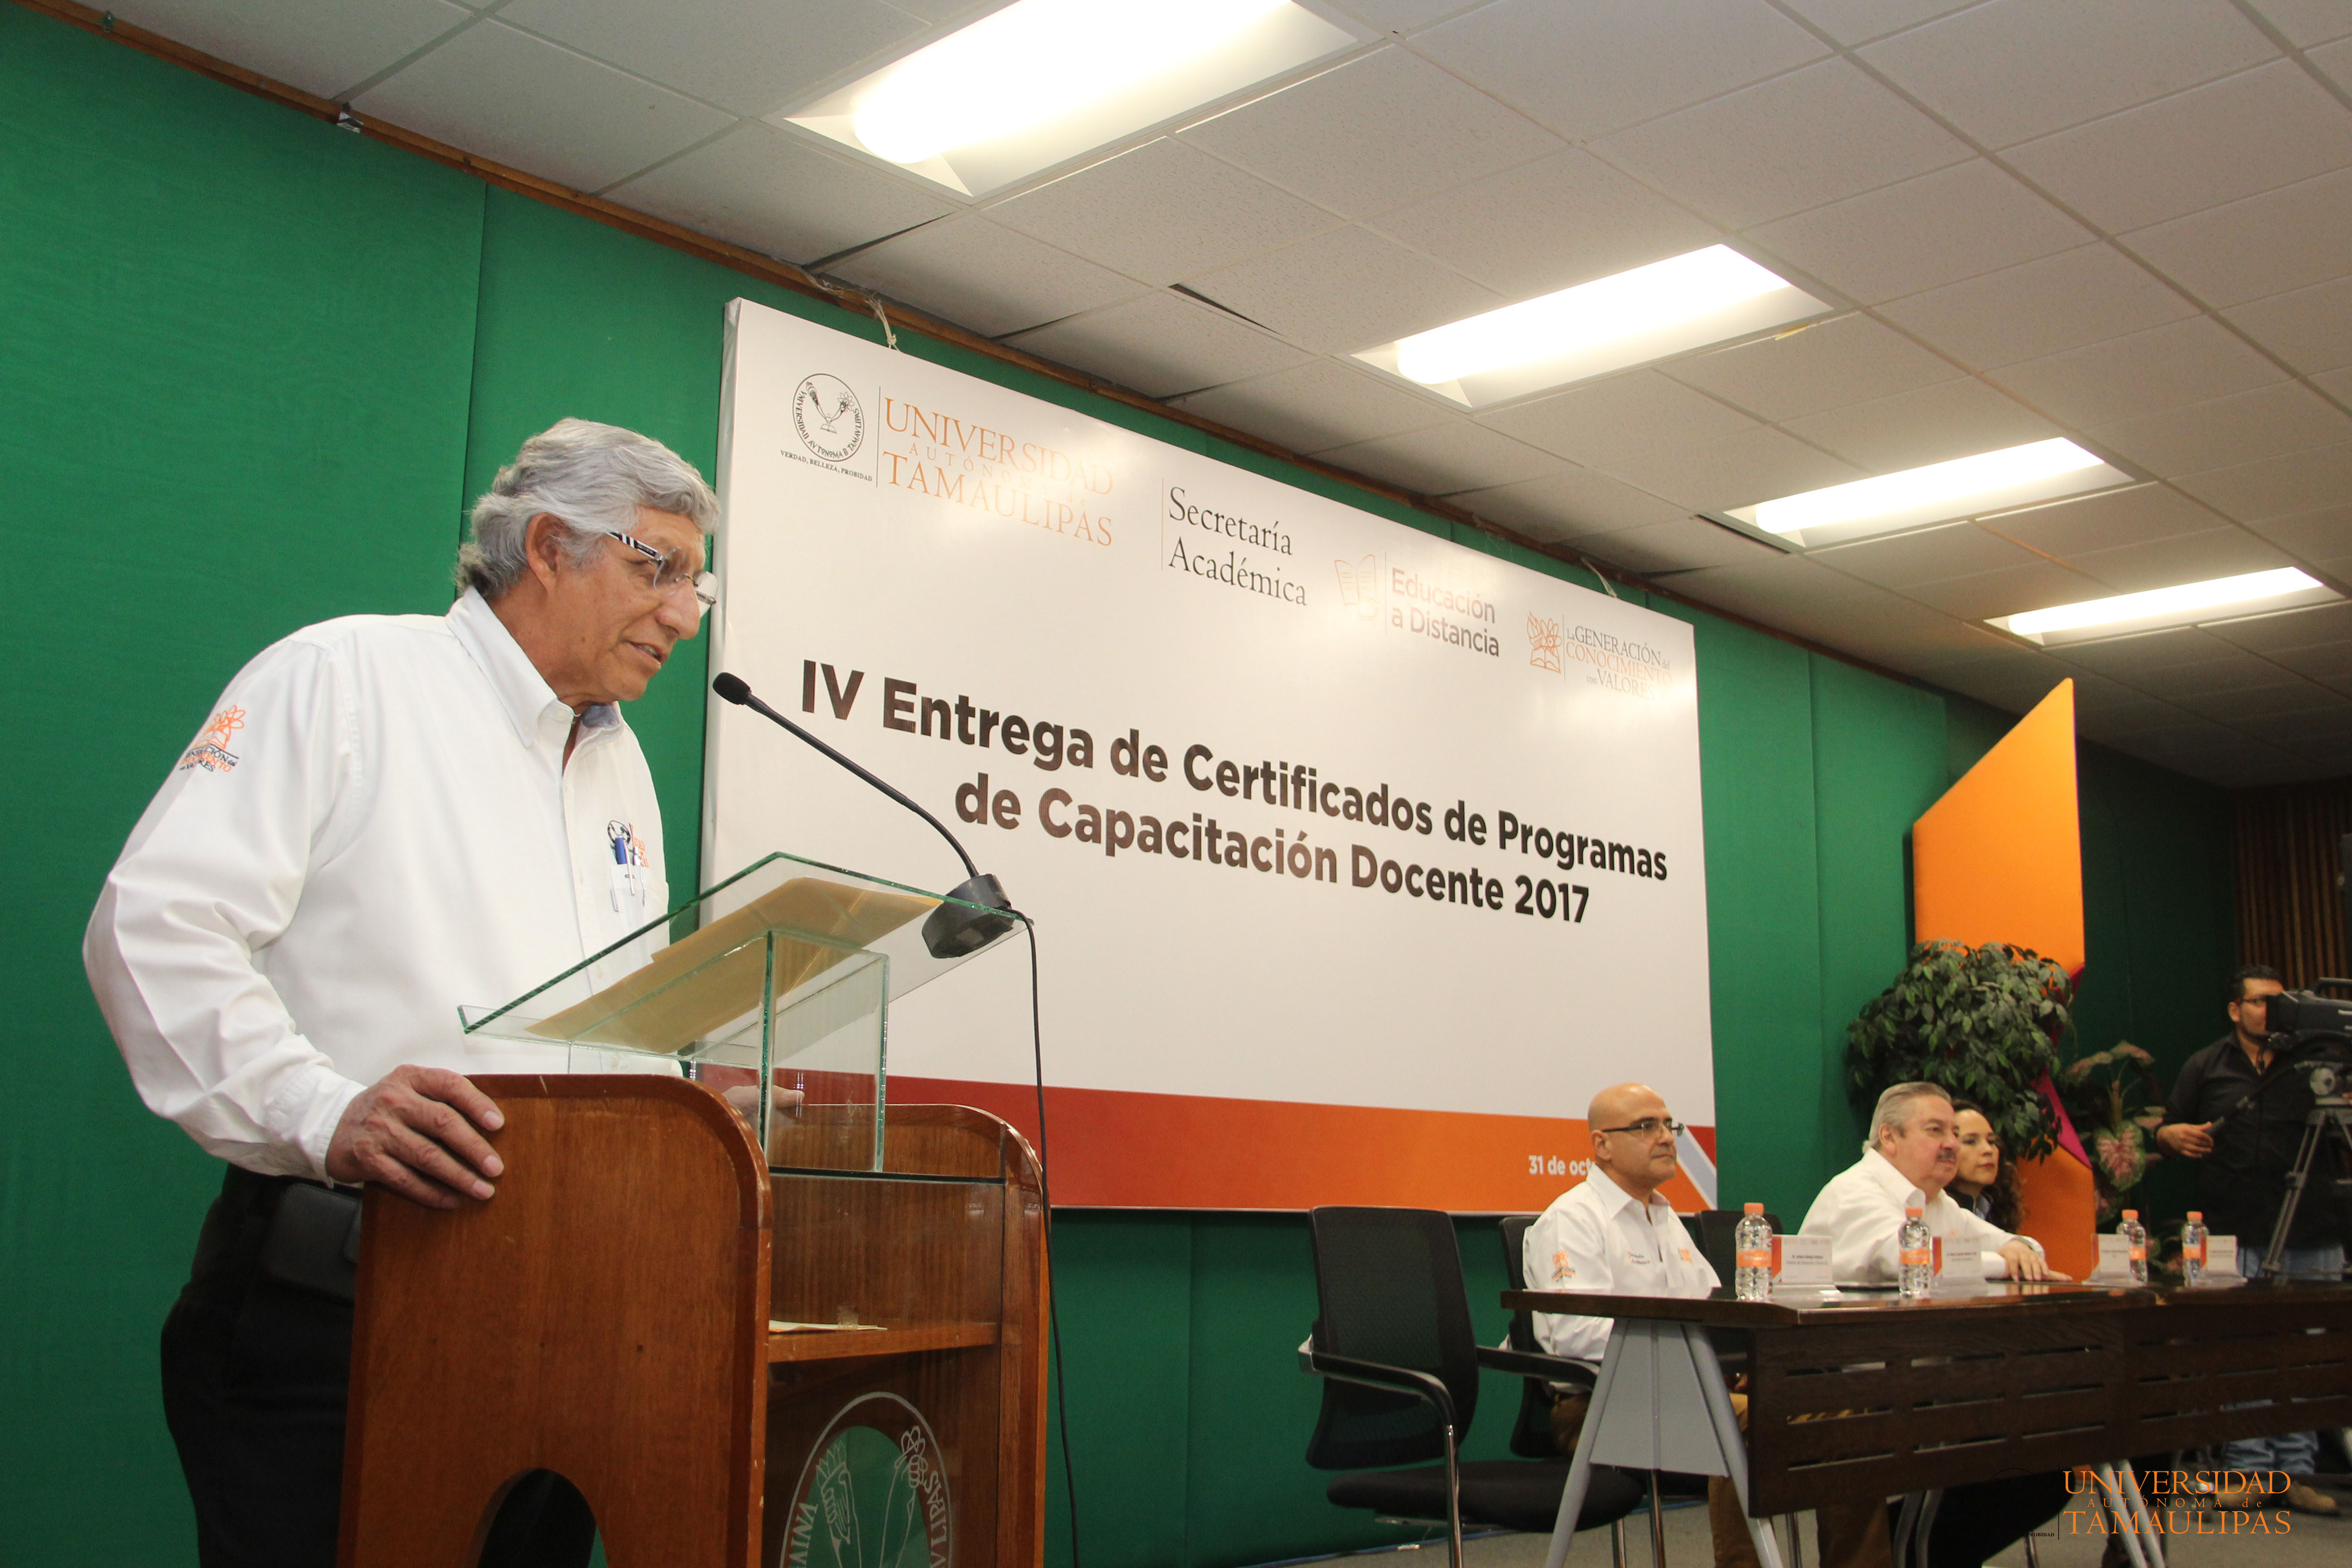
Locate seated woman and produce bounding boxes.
[1947,1100,2023,1233]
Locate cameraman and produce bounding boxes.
[2156,964,2348,1515]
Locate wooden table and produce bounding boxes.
[1501,1280,2352,1568]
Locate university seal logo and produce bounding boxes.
[794,374,865,464]
[784,1392,950,1568]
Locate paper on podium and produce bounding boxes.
[529,877,935,1053]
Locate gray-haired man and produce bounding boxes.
[85,419,716,1568]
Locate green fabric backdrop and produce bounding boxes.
[0,10,2236,1564]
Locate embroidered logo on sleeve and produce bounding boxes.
[177,706,246,773]
[1550,1250,1577,1284]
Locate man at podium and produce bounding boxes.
[83,418,718,1568]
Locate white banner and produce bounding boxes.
[706,298,1714,1209]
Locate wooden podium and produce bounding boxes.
[338,1075,1048,1567]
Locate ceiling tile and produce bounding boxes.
[1984,317,2287,427]
[2054,626,2242,678]
[1917,648,2078,714]
[1590,60,1970,230]
[2223,275,2352,376]
[1747,162,2093,306]
[2090,382,2352,478]
[2065,527,2298,592]
[1857,0,2277,149]
[606,123,952,264]
[1369,151,1722,299]
[1313,418,1566,495]
[1566,516,1785,575]
[829,215,1148,337]
[2225,705,2352,747]
[353,21,734,192]
[1447,469,1691,541]
[1411,0,1827,142]
[2317,35,2352,91]
[1979,483,2226,555]
[2240,504,2352,561]
[1331,0,1492,29]
[2172,440,2352,521]
[1874,245,2197,369]
[986,139,1337,287]
[2204,598,2352,653]
[501,0,924,118]
[2175,676,2346,721]
[1175,45,1562,220]
[2003,60,2352,235]
[2318,366,2352,405]
[1900,559,2109,620]
[1475,371,1759,467]
[1776,0,1982,47]
[2108,645,2301,695]
[2065,685,2201,739]
[1781,378,2059,471]
[2245,1,2352,48]
[107,0,470,99]
[1666,554,1889,627]
[1817,602,2035,671]
[1601,426,1867,513]
[2111,725,2303,786]
[1661,314,1963,422]
[1001,292,1308,399]
[1182,225,1505,355]
[1811,522,2043,590]
[2124,165,2352,307]
[1167,359,1448,452]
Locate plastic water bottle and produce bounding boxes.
[2120,1209,2148,1284]
[1899,1205,1932,1298]
[1735,1202,1773,1301]
[2182,1211,2208,1286]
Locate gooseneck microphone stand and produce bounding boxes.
[710,671,1018,959]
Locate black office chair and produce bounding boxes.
[1301,1206,1645,1568]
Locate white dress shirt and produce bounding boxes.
[1799,1148,2039,1285]
[86,589,672,1180]
[1524,1171,1720,1367]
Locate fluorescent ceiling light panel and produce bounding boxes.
[1353,246,1832,408]
[780,0,1360,197]
[1989,568,2337,646]
[1713,439,2132,550]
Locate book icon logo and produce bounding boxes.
[1334,554,1379,620]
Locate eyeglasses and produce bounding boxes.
[605,530,718,614]
[1596,1118,1685,1140]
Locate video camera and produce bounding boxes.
[2264,985,2352,1099]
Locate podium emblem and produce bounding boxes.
[785,1392,951,1568]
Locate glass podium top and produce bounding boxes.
[460,850,1028,1058]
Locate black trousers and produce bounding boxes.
[1919,1472,2071,1568]
[161,1167,597,1568]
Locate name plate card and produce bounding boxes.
[2208,1235,2240,1279]
[2092,1234,2134,1281]
[1938,1234,1983,1283]
[1774,1234,1833,1287]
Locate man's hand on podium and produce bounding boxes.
[324,1065,506,1209]
[723,1081,807,1129]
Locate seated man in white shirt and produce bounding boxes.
[1798,1082,2068,1568]
[1526,1085,1887,1568]
[1803,1080,2055,1284]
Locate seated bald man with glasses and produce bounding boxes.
[1528,1084,1890,1568]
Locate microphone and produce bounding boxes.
[711,671,1018,959]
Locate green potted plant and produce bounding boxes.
[1846,939,2071,1160]
[2056,1042,2167,1224]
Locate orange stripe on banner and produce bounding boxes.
[889,1076,1715,1212]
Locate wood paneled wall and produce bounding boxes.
[2235,775,2352,985]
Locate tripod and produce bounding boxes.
[2258,1082,2352,1279]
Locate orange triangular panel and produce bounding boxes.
[1912,681,2084,974]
